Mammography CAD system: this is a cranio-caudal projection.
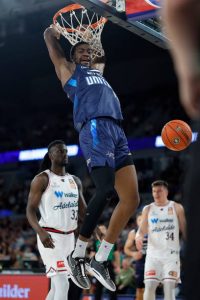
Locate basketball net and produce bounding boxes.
[53,4,107,60]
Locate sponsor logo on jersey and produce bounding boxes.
[54,191,78,199]
[152,224,175,232]
[168,207,174,215]
[69,178,76,189]
[159,218,173,223]
[145,270,156,276]
[0,284,30,298]
[169,271,177,277]
[53,201,78,210]
[151,218,159,224]
[57,261,65,268]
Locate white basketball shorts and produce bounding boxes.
[37,232,75,277]
[144,255,180,283]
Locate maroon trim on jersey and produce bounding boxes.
[42,227,75,235]
[46,266,56,275]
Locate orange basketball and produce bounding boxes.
[161,120,192,151]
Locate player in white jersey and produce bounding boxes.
[26,140,87,300]
[135,180,186,300]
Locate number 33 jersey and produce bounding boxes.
[38,170,79,232]
[147,201,180,258]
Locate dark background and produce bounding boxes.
[0,0,184,148]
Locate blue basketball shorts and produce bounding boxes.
[79,118,133,172]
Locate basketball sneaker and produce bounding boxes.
[86,257,116,291]
[67,252,91,289]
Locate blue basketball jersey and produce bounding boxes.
[63,64,123,131]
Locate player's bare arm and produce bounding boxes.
[26,173,55,248]
[174,202,187,240]
[73,175,87,222]
[135,206,149,251]
[124,231,143,260]
[91,55,106,74]
[44,26,75,86]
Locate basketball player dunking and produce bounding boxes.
[26,140,87,299]
[43,25,139,291]
[136,180,186,300]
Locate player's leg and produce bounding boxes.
[143,256,161,300]
[162,257,180,300]
[143,280,159,300]
[50,274,69,300]
[79,166,115,240]
[105,125,139,243]
[87,123,139,291]
[68,120,117,290]
[75,166,116,291]
[136,288,145,300]
[105,164,139,243]
[163,280,176,300]
[46,278,55,300]
[135,260,145,300]
[37,232,75,297]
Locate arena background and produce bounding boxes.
[0,0,191,299]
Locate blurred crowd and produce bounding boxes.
[0,92,189,152]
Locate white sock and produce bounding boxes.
[72,239,88,258]
[95,239,114,262]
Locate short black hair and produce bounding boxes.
[151,180,169,189]
[70,41,90,61]
[47,140,65,153]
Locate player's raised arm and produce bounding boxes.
[91,53,106,74]
[43,25,74,86]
